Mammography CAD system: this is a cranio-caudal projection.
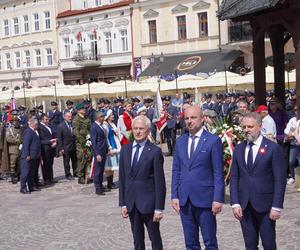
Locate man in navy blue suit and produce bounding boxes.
[90,111,109,195]
[171,105,224,250]
[230,112,286,250]
[119,115,166,250]
[20,118,41,194]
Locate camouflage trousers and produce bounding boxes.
[9,154,19,175]
[76,146,84,178]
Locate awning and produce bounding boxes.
[138,49,242,80]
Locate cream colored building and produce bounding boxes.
[130,0,232,79]
[0,0,70,91]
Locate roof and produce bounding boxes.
[218,0,282,20]
[138,50,242,79]
[57,0,134,19]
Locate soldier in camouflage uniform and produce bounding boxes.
[5,116,22,184]
[72,103,91,184]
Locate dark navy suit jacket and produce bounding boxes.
[119,141,166,214]
[39,124,55,153]
[56,121,76,153]
[21,128,41,160]
[90,122,108,158]
[171,129,224,207]
[230,137,286,213]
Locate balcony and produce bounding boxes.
[228,22,252,43]
[72,49,102,67]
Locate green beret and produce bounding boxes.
[75,103,85,110]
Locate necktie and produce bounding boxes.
[131,144,141,174]
[67,122,72,133]
[247,142,254,170]
[189,136,196,159]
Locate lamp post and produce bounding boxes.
[124,76,128,98]
[174,69,178,93]
[88,78,91,100]
[22,68,31,107]
[150,52,164,90]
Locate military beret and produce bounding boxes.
[76,103,85,110]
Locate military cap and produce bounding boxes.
[246,91,254,97]
[164,95,171,101]
[97,98,105,104]
[224,93,233,98]
[66,100,74,105]
[144,97,153,103]
[37,105,43,110]
[18,105,26,111]
[11,109,19,116]
[51,101,58,106]
[83,99,91,105]
[204,93,212,99]
[2,105,9,110]
[104,98,111,104]
[75,103,85,110]
[215,93,223,99]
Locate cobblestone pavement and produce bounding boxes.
[0,148,299,250]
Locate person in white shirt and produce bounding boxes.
[255,105,277,141]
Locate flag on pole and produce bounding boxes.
[153,88,167,133]
[6,97,16,123]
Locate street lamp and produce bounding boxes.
[22,68,31,107]
[174,70,178,93]
[150,52,164,90]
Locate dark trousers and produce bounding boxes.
[288,145,300,179]
[41,150,54,181]
[240,203,276,250]
[163,127,176,154]
[63,150,77,177]
[180,200,218,250]
[20,159,39,191]
[151,123,157,142]
[93,158,105,190]
[129,206,163,250]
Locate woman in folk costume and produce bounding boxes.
[103,109,121,190]
[117,101,134,145]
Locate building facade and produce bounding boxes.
[57,0,133,85]
[0,0,70,90]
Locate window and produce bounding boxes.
[5,53,11,69]
[4,19,9,36]
[89,34,97,59]
[23,15,29,33]
[120,29,128,51]
[44,11,51,29]
[177,15,187,40]
[148,20,157,44]
[35,49,41,66]
[76,36,83,56]
[63,37,70,58]
[46,48,53,66]
[13,17,19,35]
[24,50,31,67]
[15,52,21,68]
[198,12,208,37]
[95,0,101,6]
[33,13,40,31]
[104,32,112,53]
[0,56,2,70]
[83,0,88,9]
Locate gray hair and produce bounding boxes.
[95,111,105,120]
[28,118,38,126]
[64,111,72,118]
[242,112,262,125]
[132,115,151,129]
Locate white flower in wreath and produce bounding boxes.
[86,134,91,140]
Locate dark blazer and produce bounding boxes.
[39,124,55,153]
[230,137,287,213]
[21,128,41,160]
[56,121,76,153]
[90,122,108,158]
[171,129,224,207]
[48,110,63,134]
[119,141,166,214]
[166,105,178,129]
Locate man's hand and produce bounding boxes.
[26,156,31,161]
[212,201,223,216]
[269,209,281,221]
[232,206,243,221]
[96,155,102,162]
[153,212,163,222]
[171,199,180,214]
[121,207,128,219]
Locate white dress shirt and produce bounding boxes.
[188,128,204,158]
[131,139,147,164]
[233,134,281,212]
[40,122,52,135]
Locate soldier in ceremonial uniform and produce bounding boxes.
[96,98,106,113]
[112,98,124,125]
[85,99,96,123]
[246,91,256,111]
[202,93,214,110]
[63,100,77,118]
[214,93,223,116]
[73,103,91,184]
[48,101,63,135]
[36,105,44,121]
[5,116,22,184]
[18,105,29,128]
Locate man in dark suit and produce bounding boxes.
[48,101,63,135]
[39,114,57,184]
[56,111,77,179]
[230,112,286,250]
[171,105,224,250]
[90,111,109,195]
[119,115,166,250]
[20,118,41,194]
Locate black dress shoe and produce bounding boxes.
[66,176,73,180]
[51,179,58,183]
[103,187,111,192]
[110,183,118,189]
[78,177,85,184]
[95,189,105,195]
[20,189,31,194]
[164,152,172,157]
[30,187,41,192]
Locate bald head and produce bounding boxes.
[184,105,204,135]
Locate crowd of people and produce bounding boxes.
[0,88,299,249]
